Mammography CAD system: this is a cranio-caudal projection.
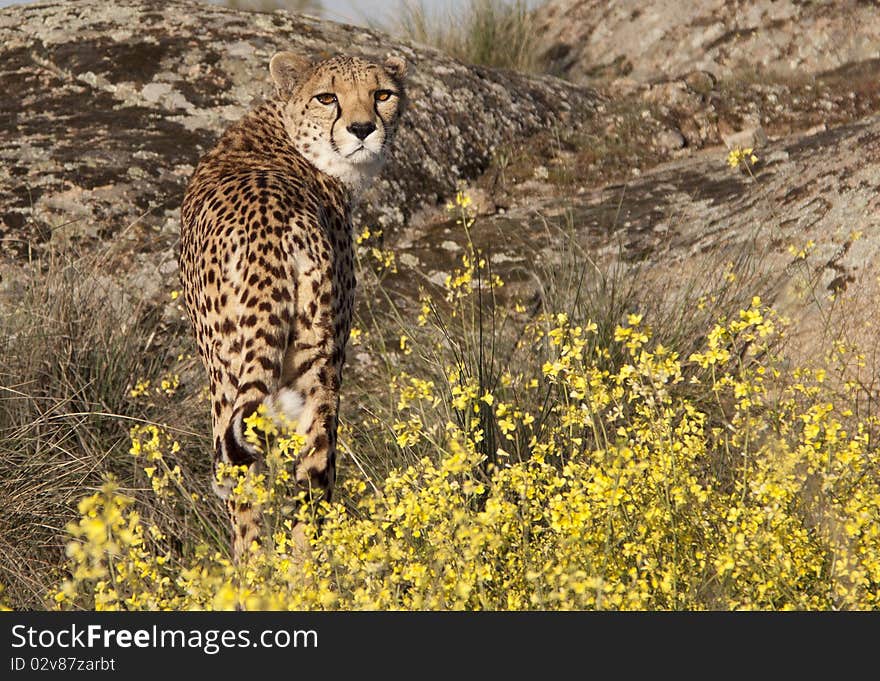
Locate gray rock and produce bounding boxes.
[535,0,880,85]
[0,0,599,260]
[656,128,686,151]
[720,126,768,150]
[427,115,880,363]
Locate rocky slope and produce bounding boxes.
[534,0,880,85]
[0,0,597,268]
[437,115,880,362]
[2,0,880,359]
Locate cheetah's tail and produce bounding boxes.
[213,387,305,499]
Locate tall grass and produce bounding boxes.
[0,248,224,609]
[1,195,768,609]
[212,0,545,72]
[381,0,541,72]
[343,194,777,481]
[5,181,879,610]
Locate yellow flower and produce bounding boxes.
[727,147,758,168]
[399,334,412,355]
[129,379,151,398]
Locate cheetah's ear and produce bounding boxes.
[383,55,408,80]
[269,51,312,95]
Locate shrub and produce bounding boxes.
[50,195,880,610]
[381,0,541,73]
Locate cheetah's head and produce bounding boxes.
[270,52,408,195]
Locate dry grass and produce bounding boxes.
[339,203,778,483]
[40,199,880,611]
[0,208,769,609]
[211,0,546,73]
[379,0,542,73]
[0,247,225,609]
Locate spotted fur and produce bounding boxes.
[179,52,407,560]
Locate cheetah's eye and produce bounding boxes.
[374,90,394,102]
[314,93,337,105]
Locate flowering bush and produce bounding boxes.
[50,191,880,611]
[52,293,880,610]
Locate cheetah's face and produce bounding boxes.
[270,53,408,194]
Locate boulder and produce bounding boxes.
[0,0,599,261]
[412,114,880,362]
[534,0,880,85]
[2,0,879,359]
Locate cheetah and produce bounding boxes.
[179,51,408,560]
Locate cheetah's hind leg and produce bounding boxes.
[217,386,314,562]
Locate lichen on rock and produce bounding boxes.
[0,0,599,264]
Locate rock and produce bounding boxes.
[586,57,880,183]
[534,0,880,85]
[720,126,768,150]
[3,0,880,368]
[656,128,686,151]
[416,114,880,363]
[0,0,599,261]
[462,186,496,216]
[683,70,717,94]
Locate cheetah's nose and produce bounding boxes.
[347,122,376,140]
